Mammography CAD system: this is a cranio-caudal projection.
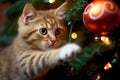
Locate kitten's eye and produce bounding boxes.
[39,28,47,35]
[56,28,61,35]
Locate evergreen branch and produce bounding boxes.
[65,0,88,23]
[69,42,114,71]
[65,0,88,42]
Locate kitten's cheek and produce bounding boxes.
[39,42,47,49]
[54,42,60,48]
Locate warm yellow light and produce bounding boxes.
[101,36,110,45]
[49,0,55,3]
[104,62,112,70]
[71,32,77,39]
[91,4,101,16]
[96,74,101,80]
[94,36,99,41]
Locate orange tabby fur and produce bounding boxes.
[0,1,81,80]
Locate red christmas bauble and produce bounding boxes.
[83,0,120,35]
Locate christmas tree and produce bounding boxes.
[0,0,120,80]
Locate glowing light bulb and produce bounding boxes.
[49,0,55,3]
[96,74,101,80]
[94,36,99,41]
[71,32,77,39]
[101,36,110,45]
[104,62,112,70]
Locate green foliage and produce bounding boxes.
[65,0,88,42]
[65,0,88,23]
[69,41,115,71]
[0,0,9,3]
[0,1,25,46]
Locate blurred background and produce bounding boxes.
[0,0,120,80]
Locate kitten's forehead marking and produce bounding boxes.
[43,16,58,29]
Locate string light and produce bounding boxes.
[96,74,101,80]
[94,36,100,41]
[49,0,55,3]
[104,62,112,70]
[100,36,111,45]
[111,58,117,64]
[71,32,78,39]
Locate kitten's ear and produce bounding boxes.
[22,3,36,24]
[54,1,68,19]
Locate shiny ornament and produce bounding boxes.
[83,0,120,35]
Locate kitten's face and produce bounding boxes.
[18,2,68,51]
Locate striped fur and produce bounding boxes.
[0,2,81,80]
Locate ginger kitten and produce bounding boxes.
[0,1,81,80]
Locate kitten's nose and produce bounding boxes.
[51,40,56,44]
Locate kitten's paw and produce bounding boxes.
[60,43,81,61]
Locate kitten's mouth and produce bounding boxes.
[49,44,54,48]
[48,43,55,48]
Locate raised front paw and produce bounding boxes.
[60,43,81,61]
